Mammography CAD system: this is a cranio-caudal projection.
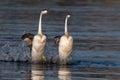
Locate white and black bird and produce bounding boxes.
[56,14,73,64]
[31,9,48,63]
[21,9,48,62]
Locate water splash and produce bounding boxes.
[1,41,120,67]
[0,42,74,65]
[0,41,30,61]
[0,41,60,62]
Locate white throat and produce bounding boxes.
[38,10,48,35]
[38,13,43,34]
[64,15,70,35]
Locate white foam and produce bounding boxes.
[0,41,30,61]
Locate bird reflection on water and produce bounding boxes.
[58,65,71,80]
[31,64,71,80]
[31,64,45,80]
[0,62,120,80]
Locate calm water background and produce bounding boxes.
[0,0,120,80]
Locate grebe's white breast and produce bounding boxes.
[58,35,73,59]
[32,34,46,62]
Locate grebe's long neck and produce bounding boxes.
[38,13,43,35]
[64,17,69,35]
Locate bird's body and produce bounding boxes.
[58,14,73,64]
[31,9,48,63]
[59,35,73,63]
[32,34,46,62]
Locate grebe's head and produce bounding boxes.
[66,13,72,18]
[42,9,48,14]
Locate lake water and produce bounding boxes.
[0,0,120,80]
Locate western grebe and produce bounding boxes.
[31,9,48,63]
[58,14,73,64]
